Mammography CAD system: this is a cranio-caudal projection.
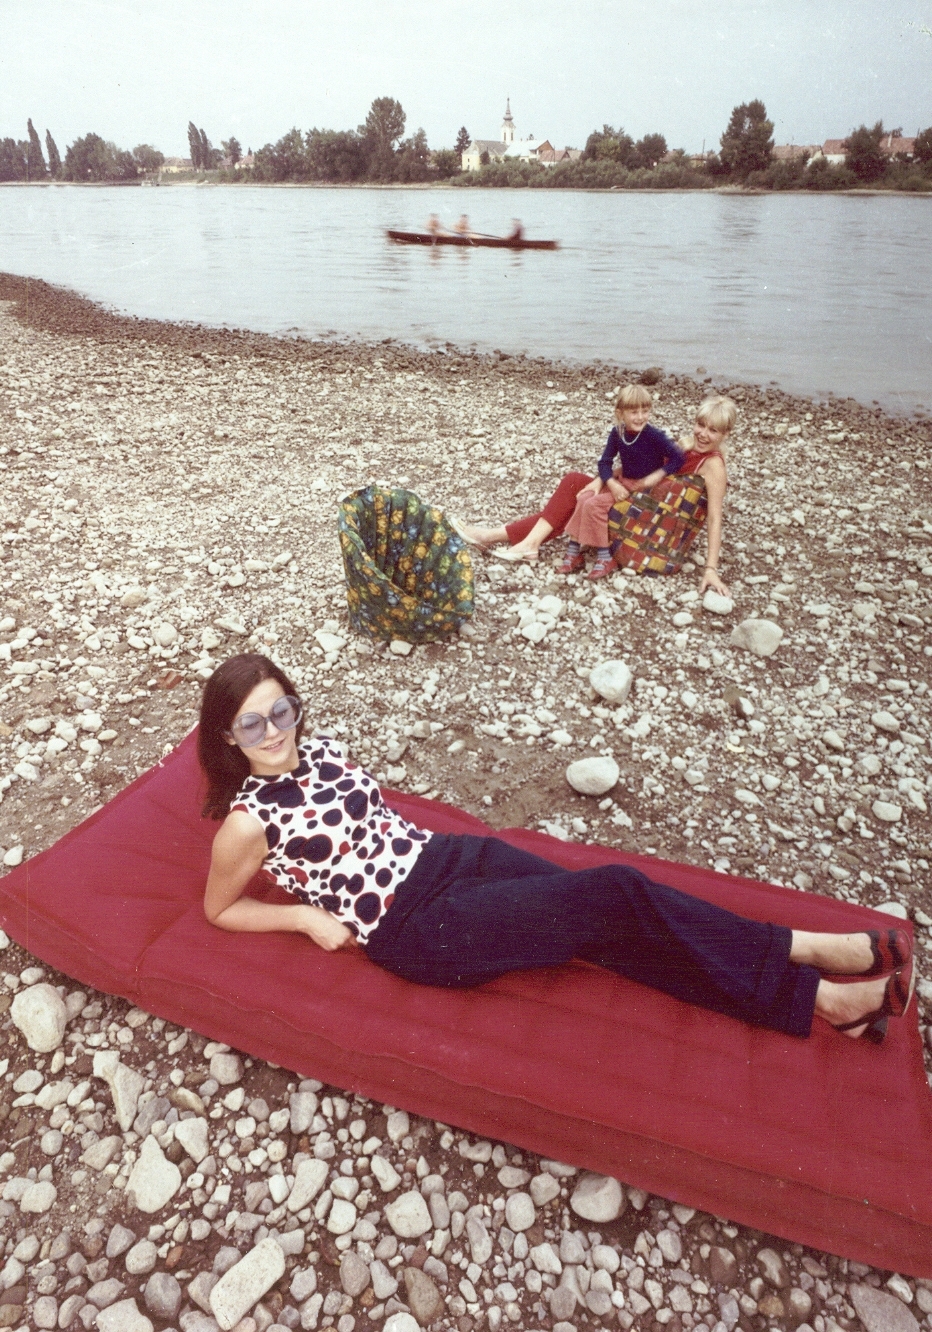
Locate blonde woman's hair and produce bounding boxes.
[614,384,653,412]
[695,396,737,434]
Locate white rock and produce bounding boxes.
[389,639,413,656]
[314,630,345,653]
[872,801,902,823]
[850,1284,920,1332]
[209,1238,286,1331]
[289,1090,318,1133]
[287,1158,329,1213]
[708,591,734,615]
[730,618,784,657]
[153,623,179,647]
[588,660,632,704]
[872,711,900,733]
[20,1180,57,1213]
[566,756,619,796]
[529,1173,561,1207]
[466,1216,493,1264]
[384,1190,433,1238]
[126,1135,182,1213]
[10,983,67,1052]
[120,589,147,608]
[520,620,548,644]
[504,1192,536,1231]
[82,1135,123,1170]
[326,1198,357,1234]
[2,846,24,867]
[370,1153,401,1192]
[125,1240,159,1275]
[96,1299,154,1332]
[591,1244,620,1274]
[174,1117,209,1164]
[672,611,693,628]
[384,1315,421,1332]
[733,789,761,807]
[570,1172,625,1222]
[386,1110,410,1142]
[530,1242,562,1275]
[537,595,564,617]
[210,1052,242,1085]
[93,1051,145,1131]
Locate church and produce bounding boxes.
[460,100,580,170]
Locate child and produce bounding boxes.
[560,385,684,579]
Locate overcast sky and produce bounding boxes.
[2,0,931,158]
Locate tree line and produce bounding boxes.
[460,101,932,191]
[3,100,931,189]
[0,118,165,182]
[247,99,463,183]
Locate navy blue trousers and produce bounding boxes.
[365,834,820,1038]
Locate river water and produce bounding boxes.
[2,184,930,413]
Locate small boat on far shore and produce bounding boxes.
[387,228,559,251]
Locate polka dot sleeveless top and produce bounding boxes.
[231,737,432,944]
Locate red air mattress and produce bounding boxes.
[1,733,930,1276]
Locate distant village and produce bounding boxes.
[2,97,928,187]
[454,101,918,175]
[157,113,922,177]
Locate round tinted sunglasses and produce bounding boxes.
[226,695,302,749]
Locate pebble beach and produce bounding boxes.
[0,270,931,1332]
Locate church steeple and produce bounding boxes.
[501,98,515,144]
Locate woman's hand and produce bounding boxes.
[579,477,603,496]
[205,814,358,950]
[606,477,629,501]
[626,467,665,494]
[300,906,359,952]
[699,566,730,597]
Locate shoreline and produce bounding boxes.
[0,273,930,1308]
[2,269,929,426]
[2,178,931,198]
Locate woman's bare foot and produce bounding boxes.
[448,519,504,548]
[790,930,877,975]
[815,975,891,1038]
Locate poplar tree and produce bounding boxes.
[26,118,47,178]
[45,130,62,178]
[454,127,471,155]
[187,121,202,169]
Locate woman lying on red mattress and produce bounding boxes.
[197,653,915,1044]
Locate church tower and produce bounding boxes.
[501,98,515,144]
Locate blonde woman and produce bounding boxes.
[455,394,736,594]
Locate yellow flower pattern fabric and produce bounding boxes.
[338,485,474,642]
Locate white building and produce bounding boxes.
[461,101,575,170]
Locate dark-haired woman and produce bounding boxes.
[199,654,915,1043]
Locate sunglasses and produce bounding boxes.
[226,695,302,749]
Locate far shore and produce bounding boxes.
[1,178,930,197]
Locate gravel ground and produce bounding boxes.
[0,271,931,1332]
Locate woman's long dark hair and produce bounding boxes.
[198,653,305,820]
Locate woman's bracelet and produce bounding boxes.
[704,565,718,571]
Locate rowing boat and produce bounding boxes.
[387,229,559,250]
